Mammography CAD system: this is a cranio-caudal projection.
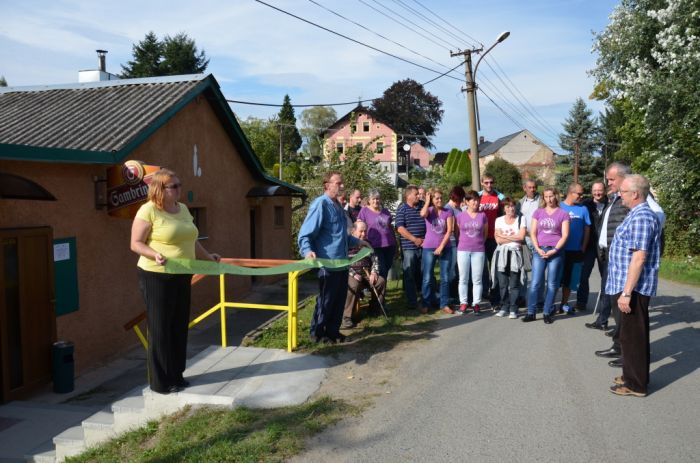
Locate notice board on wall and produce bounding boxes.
[53,237,79,316]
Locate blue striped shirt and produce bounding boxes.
[395,202,426,250]
[605,202,661,296]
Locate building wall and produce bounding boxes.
[479,131,555,185]
[409,143,430,168]
[324,112,397,163]
[0,96,294,373]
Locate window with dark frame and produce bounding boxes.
[376,142,384,153]
[190,207,208,239]
[362,121,370,132]
[355,142,363,151]
[336,142,344,154]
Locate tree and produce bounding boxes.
[484,158,522,198]
[0,76,7,87]
[558,98,600,185]
[372,79,444,148]
[277,95,302,162]
[160,32,209,75]
[121,31,208,78]
[443,148,471,188]
[591,0,700,255]
[238,116,279,170]
[300,106,337,160]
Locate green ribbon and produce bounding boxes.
[164,247,374,276]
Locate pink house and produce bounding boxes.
[323,105,430,185]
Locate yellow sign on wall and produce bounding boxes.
[106,160,160,218]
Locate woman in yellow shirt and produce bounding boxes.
[130,169,220,394]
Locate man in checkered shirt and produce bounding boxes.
[605,174,661,397]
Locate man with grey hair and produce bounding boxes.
[606,174,661,397]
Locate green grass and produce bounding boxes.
[67,397,357,463]
[659,256,700,286]
[246,280,438,354]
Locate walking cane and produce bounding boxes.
[363,268,389,320]
[592,290,602,316]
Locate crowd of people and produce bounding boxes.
[300,162,664,397]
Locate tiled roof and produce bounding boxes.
[0,75,203,155]
[478,130,523,157]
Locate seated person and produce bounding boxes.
[342,220,386,328]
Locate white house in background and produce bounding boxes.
[479,129,556,185]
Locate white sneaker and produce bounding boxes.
[496,310,507,317]
[509,312,518,319]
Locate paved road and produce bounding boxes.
[298,275,700,462]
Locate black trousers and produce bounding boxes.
[138,268,192,392]
[310,268,349,341]
[614,292,651,393]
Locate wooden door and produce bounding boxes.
[0,227,55,403]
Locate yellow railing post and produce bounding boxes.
[287,272,293,352]
[220,273,227,348]
[133,326,148,349]
[292,271,299,349]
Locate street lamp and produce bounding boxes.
[451,31,510,190]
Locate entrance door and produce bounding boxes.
[0,227,55,403]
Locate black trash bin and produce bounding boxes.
[52,341,74,393]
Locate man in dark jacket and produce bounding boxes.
[592,163,631,365]
[578,182,608,311]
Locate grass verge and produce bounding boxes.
[245,280,438,354]
[67,396,357,463]
[659,256,700,286]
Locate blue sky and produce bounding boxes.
[0,0,618,153]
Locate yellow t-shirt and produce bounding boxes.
[135,201,198,273]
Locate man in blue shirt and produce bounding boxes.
[558,183,591,314]
[605,174,660,397]
[298,171,368,343]
[395,185,427,310]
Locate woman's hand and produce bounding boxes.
[155,253,167,265]
[434,246,443,256]
[210,253,221,263]
[537,248,547,258]
[545,249,558,258]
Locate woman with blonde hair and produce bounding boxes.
[419,187,454,313]
[130,168,220,394]
[523,187,569,324]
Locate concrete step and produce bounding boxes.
[111,395,146,433]
[24,440,55,463]
[52,426,84,462]
[82,410,115,446]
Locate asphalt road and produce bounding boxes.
[298,273,700,463]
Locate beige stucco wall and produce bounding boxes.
[0,96,294,374]
[479,130,556,185]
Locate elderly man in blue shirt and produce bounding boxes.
[298,171,370,344]
[605,174,661,397]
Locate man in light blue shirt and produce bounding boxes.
[298,171,368,343]
[558,183,591,314]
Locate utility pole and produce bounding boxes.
[451,32,510,191]
[278,124,283,181]
[451,48,482,190]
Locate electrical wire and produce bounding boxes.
[409,0,483,47]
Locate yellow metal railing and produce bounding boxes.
[124,258,309,352]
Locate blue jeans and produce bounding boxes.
[520,236,545,306]
[422,247,452,308]
[457,250,485,305]
[402,248,422,308]
[527,246,564,315]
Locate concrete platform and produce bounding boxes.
[1,346,328,462]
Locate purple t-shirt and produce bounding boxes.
[456,212,487,252]
[533,207,570,247]
[358,207,397,248]
[423,207,454,249]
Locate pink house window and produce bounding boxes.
[362,122,370,132]
[376,142,384,154]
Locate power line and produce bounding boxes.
[409,0,483,47]
[254,0,463,82]
[390,0,477,49]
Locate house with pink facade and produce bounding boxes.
[323,105,430,185]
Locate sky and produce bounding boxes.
[0,0,619,154]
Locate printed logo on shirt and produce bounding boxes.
[431,217,446,234]
[540,217,557,234]
[462,220,482,238]
[479,203,499,211]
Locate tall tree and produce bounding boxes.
[558,97,600,184]
[371,79,443,148]
[591,0,700,255]
[160,32,209,75]
[277,95,302,162]
[120,32,208,78]
[300,106,337,160]
[0,76,7,87]
[121,32,163,78]
[238,116,279,170]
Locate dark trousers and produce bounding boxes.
[483,238,499,304]
[138,268,192,393]
[374,246,396,281]
[402,249,422,308]
[594,254,613,328]
[497,268,521,313]
[310,268,349,341]
[577,246,602,308]
[614,292,651,393]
